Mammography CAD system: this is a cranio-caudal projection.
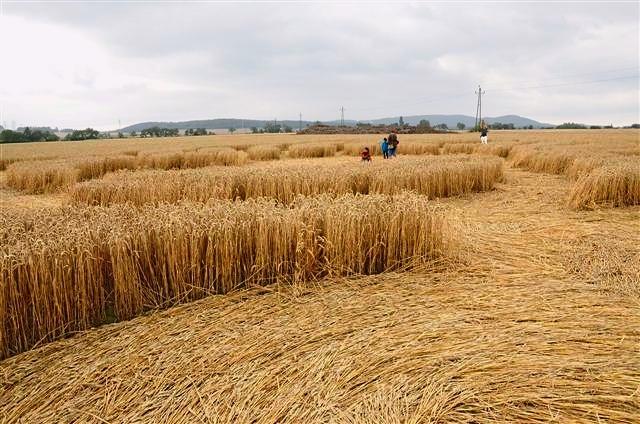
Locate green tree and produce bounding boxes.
[456,122,465,130]
[190,128,207,136]
[399,116,405,126]
[19,128,59,142]
[415,119,432,134]
[250,126,259,134]
[139,127,179,138]
[64,128,100,141]
[264,122,281,133]
[556,122,587,129]
[229,127,236,134]
[0,130,26,143]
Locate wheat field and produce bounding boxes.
[70,156,504,206]
[0,130,638,423]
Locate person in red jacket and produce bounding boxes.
[361,146,372,162]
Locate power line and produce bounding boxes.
[345,73,638,117]
[349,92,472,115]
[490,74,638,93]
[480,65,639,88]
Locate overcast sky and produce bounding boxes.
[1,1,638,130]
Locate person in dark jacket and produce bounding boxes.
[380,137,389,159]
[480,122,488,144]
[387,131,399,157]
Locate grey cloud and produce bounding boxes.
[4,2,638,127]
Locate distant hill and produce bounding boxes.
[364,114,553,128]
[118,114,553,132]
[120,119,309,133]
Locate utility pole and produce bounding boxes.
[340,106,345,126]
[299,113,302,132]
[474,85,485,130]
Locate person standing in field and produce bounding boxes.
[380,137,389,159]
[361,146,372,162]
[387,131,399,157]
[480,121,488,144]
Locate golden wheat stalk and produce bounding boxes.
[568,164,640,209]
[70,156,504,206]
[0,193,452,359]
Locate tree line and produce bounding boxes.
[251,122,293,133]
[0,128,60,143]
[2,121,638,144]
[0,127,104,143]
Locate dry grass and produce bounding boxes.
[0,133,453,162]
[0,158,21,171]
[443,142,513,158]
[0,193,452,358]
[139,148,249,168]
[342,142,383,156]
[507,134,639,209]
[474,143,513,158]
[1,130,639,422]
[76,155,139,181]
[288,143,338,158]
[564,224,640,300]
[343,141,441,156]
[2,130,635,163]
[1,167,638,423]
[246,145,281,160]
[508,133,638,177]
[5,149,250,193]
[5,160,79,194]
[566,157,605,180]
[2,272,637,423]
[442,142,476,155]
[70,156,504,206]
[509,147,577,175]
[568,163,640,209]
